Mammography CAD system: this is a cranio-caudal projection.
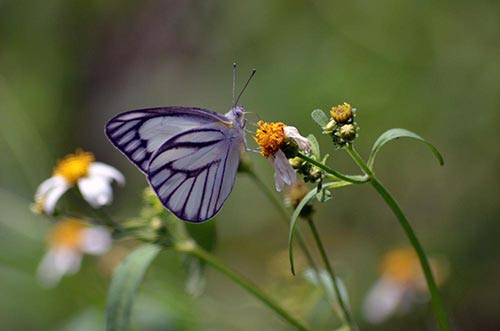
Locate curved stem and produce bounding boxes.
[247,171,319,271]
[296,153,368,184]
[306,217,356,331]
[177,242,310,331]
[344,144,450,331]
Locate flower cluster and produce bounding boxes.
[254,121,312,191]
[323,102,358,146]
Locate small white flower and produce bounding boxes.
[37,219,111,287]
[34,150,124,214]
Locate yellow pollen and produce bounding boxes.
[380,248,421,284]
[53,149,94,184]
[254,121,286,158]
[331,102,353,123]
[48,219,87,250]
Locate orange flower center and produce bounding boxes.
[48,219,87,250]
[380,248,421,283]
[254,121,286,158]
[53,149,94,184]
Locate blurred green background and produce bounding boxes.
[1,1,499,330]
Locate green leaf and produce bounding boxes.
[311,109,329,128]
[288,181,352,275]
[307,134,321,159]
[106,244,162,331]
[368,128,444,169]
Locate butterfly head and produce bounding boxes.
[225,105,245,129]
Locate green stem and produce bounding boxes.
[344,144,450,331]
[247,171,319,271]
[306,217,356,331]
[177,242,310,331]
[297,153,368,184]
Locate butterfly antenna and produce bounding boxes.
[235,68,256,106]
[232,63,237,106]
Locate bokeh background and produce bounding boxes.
[1,1,499,330]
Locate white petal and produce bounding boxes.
[362,278,408,324]
[284,126,311,153]
[80,227,112,255]
[78,176,113,208]
[43,181,71,215]
[272,150,296,192]
[37,248,82,288]
[88,162,125,186]
[35,176,67,200]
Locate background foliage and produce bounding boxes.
[0,1,499,330]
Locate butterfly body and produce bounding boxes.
[106,106,246,223]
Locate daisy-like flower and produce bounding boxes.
[254,121,311,191]
[362,248,447,324]
[34,149,124,215]
[37,219,111,287]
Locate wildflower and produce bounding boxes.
[362,248,447,324]
[37,219,111,287]
[330,102,353,123]
[254,121,311,191]
[34,149,124,214]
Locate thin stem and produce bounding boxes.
[344,144,450,331]
[177,242,309,331]
[248,171,326,301]
[306,218,356,331]
[296,153,368,184]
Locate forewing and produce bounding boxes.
[147,124,244,223]
[105,106,228,172]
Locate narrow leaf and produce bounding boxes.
[368,128,444,169]
[288,181,352,275]
[311,109,330,128]
[106,244,161,331]
[307,134,321,160]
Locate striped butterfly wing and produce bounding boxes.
[147,123,244,222]
[105,107,229,173]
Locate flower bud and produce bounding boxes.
[339,124,357,141]
[330,102,354,123]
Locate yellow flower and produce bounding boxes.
[53,150,94,185]
[37,219,111,287]
[330,102,353,123]
[254,121,286,158]
[34,149,125,214]
[254,121,311,191]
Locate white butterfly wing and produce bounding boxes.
[147,123,244,222]
[105,107,229,172]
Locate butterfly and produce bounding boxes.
[105,66,254,223]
